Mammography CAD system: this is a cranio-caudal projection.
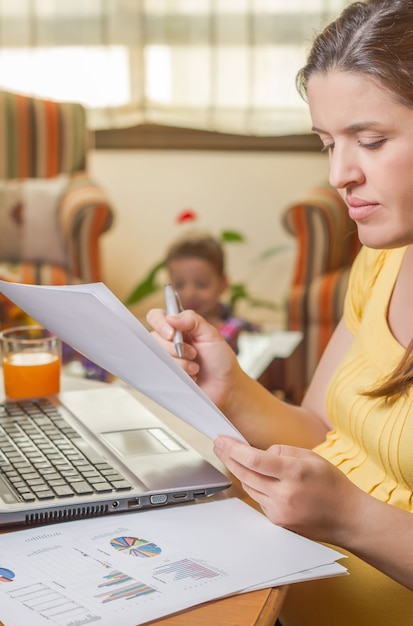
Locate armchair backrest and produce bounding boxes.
[282,184,360,289]
[282,183,361,393]
[0,91,114,290]
[0,90,88,180]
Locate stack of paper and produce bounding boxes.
[0,280,246,443]
[0,498,347,626]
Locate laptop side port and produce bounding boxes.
[111,501,120,509]
[127,498,141,509]
[150,494,168,505]
[193,490,207,498]
[172,493,187,499]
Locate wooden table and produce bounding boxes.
[0,376,288,626]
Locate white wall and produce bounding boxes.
[89,150,329,326]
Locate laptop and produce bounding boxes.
[0,386,231,527]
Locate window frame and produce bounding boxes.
[93,124,321,151]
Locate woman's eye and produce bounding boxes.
[321,143,334,153]
[359,138,387,150]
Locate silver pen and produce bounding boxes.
[164,283,184,358]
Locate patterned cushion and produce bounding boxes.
[0,176,69,267]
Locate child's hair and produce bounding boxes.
[166,233,225,276]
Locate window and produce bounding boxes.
[0,0,350,145]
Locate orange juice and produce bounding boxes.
[2,351,61,399]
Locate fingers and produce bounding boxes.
[147,307,222,343]
[146,308,183,343]
[214,436,306,480]
[146,308,199,378]
[213,436,354,538]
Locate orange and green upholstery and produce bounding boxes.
[0,90,114,328]
[282,183,361,389]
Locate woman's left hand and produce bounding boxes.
[213,436,367,546]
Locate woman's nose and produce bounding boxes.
[328,147,365,190]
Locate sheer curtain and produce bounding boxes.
[0,0,349,135]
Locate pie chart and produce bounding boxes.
[0,567,15,582]
[110,536,161,558]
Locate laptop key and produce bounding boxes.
[53,485,75,497]
[111,480,133,491]
[20,492,36,502]
[91,482,113,493]
[48,479,67,487]
[72,481,94,495]
[36,491,55,500]
[71,438,108,465]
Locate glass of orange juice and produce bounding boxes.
[0,325,61,400]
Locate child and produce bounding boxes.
[166,233,259,353]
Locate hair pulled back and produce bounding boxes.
[297,0,413,109]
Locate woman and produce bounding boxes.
[147,1,413,623]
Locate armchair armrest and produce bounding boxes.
[59,172,115,282]
[282,184,359,289]
[289,267,352,384]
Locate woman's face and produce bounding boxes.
[307,70,413,248]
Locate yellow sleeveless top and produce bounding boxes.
[281,246,413,626]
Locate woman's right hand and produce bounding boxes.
[146,307,243,410]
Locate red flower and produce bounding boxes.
[176,208,198,224]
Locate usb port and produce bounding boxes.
[193,490,206,498]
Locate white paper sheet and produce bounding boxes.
[0,498,347,626]
[0,280,246,442]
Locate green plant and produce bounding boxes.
[125,210,288,312]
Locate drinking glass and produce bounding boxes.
[0,325,61,400]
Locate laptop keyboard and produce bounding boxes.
[0,398,133,503]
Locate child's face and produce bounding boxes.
[168,257,228,320]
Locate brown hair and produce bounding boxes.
[166,233,225,276]
[297,0,413,401]
[297,0,413,109]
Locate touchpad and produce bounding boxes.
[102,427,185,456]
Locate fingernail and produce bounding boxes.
[213,439,223,455]
[187,362,198,375]
[163,325,174,340]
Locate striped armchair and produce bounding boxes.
[282,183,360,390]
[0,90,114,327]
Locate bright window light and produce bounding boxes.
[0,46,130,107]
[146,46,172,104]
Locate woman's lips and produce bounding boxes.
[347,198,380,220]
